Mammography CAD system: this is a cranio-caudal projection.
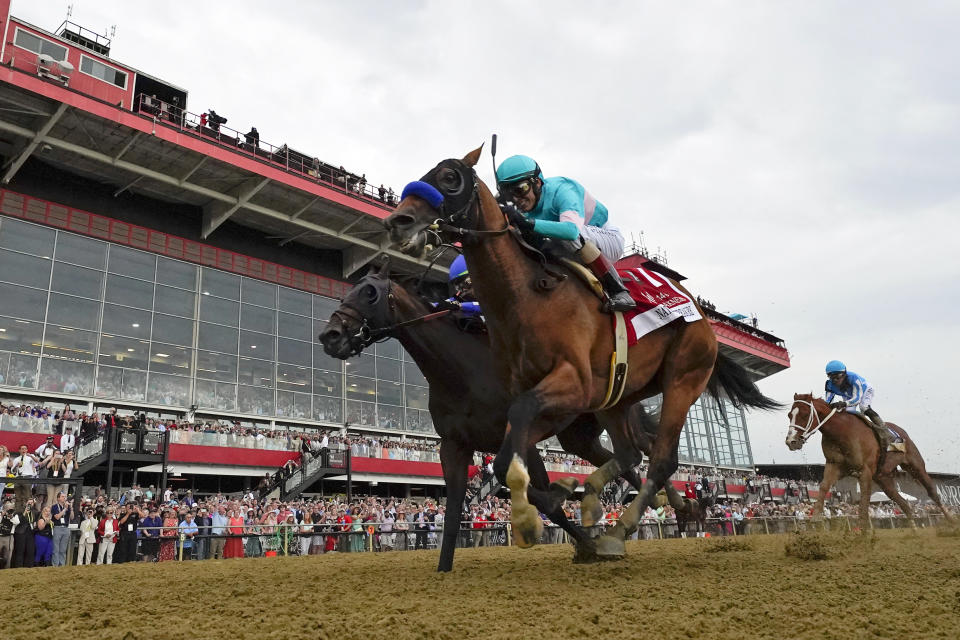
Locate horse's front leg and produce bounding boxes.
[596,392,690,559]
[813,462,841,521]
[525,451,597,562]
[437,437,473,572]
[494,366,587,548]
[857,470,873,531]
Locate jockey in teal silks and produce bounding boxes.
[824,360,891,450]
[495,155,636,312]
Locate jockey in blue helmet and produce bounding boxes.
[495,154,636,312]
[824,360,891,450]
[432,254,482,319]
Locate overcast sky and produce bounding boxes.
[17,1,960,472]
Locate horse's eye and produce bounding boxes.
[438,168,463,193]
[363,285,379,303]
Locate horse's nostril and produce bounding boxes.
[391,213,415,228]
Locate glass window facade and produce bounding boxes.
[0,216,440,435]
[636,394,754,469]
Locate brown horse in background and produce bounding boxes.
[383,146,779,559]
[785,393,952,530]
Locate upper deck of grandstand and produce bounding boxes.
[0,5,437,284]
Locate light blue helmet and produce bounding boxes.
[495,155,543,187]
[825,360,846,375]
[448,255,468,282]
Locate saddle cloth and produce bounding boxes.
[619,267,701,346]
[854,414,906,451]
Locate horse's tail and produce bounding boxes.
[706,352,783,411]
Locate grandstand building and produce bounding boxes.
[0,5,790,497]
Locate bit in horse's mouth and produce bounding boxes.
[398,231,426,257]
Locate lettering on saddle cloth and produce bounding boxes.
[618,268,701,346]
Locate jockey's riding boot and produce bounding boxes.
[581,241,637,313]
[864,407,891,451]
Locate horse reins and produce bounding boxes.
[331,284,453,355]
[788,400,838,444]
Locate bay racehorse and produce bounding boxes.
[318,257,662,569]
[383,146,779,559]
[785,393,952,530]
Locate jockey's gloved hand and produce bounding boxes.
[500,203,535,233]
[434,299,461,312]
[831,401,847,411]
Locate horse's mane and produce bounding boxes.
[395,274,446,307]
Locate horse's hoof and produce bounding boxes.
[550,476,579,499]
[572,540,599,564]
[595,534,626,560]
[512,504,543,548]
[581,490,603,528]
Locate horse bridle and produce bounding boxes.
[402,158,509,244]
[329,278,452,356]
[787,399,839,445]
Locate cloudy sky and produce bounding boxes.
[17,1,960,472]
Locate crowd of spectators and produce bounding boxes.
[1,400,957,570]
[3,482,955,570]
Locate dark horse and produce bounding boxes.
[383,146,779,559]
[318,257,657,570]
[675,481,719,537]
[786,393,952,530]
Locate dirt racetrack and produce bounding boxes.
[2,528,958,640]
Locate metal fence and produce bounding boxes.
[24,512,952,568]
[132,94,398,207]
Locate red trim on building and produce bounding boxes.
[0,431,54,452]
[710,321,790,367]
[0,64,392,219]
[0,188,351,299]
[168,444,298,468]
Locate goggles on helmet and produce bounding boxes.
[505,180,535,199]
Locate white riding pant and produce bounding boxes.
[546,222,626,262]
[845,387,875,413]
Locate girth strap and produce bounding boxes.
[596,311,629,411]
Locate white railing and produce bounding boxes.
[348,443,440,463]
[167,429,295,451]
[0,413,55,433]
[75,431,106,466]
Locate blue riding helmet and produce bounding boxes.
[825,360,846,375]
[495,155,543,187]
[448,255,468,282]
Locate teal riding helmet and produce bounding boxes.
[825,360,846,374]
[495,155,543,187]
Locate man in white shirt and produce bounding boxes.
[59,426,76,452]
[34,437,57,461]
[10,445,38,510]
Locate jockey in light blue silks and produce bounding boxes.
[824,360,891,450]
[495,155,637,313]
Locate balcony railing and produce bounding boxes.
[133,94,399,209]
[0,413,56,433]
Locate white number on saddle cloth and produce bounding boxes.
[619,267,701,346]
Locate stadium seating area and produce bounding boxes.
[2,400,955,568]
